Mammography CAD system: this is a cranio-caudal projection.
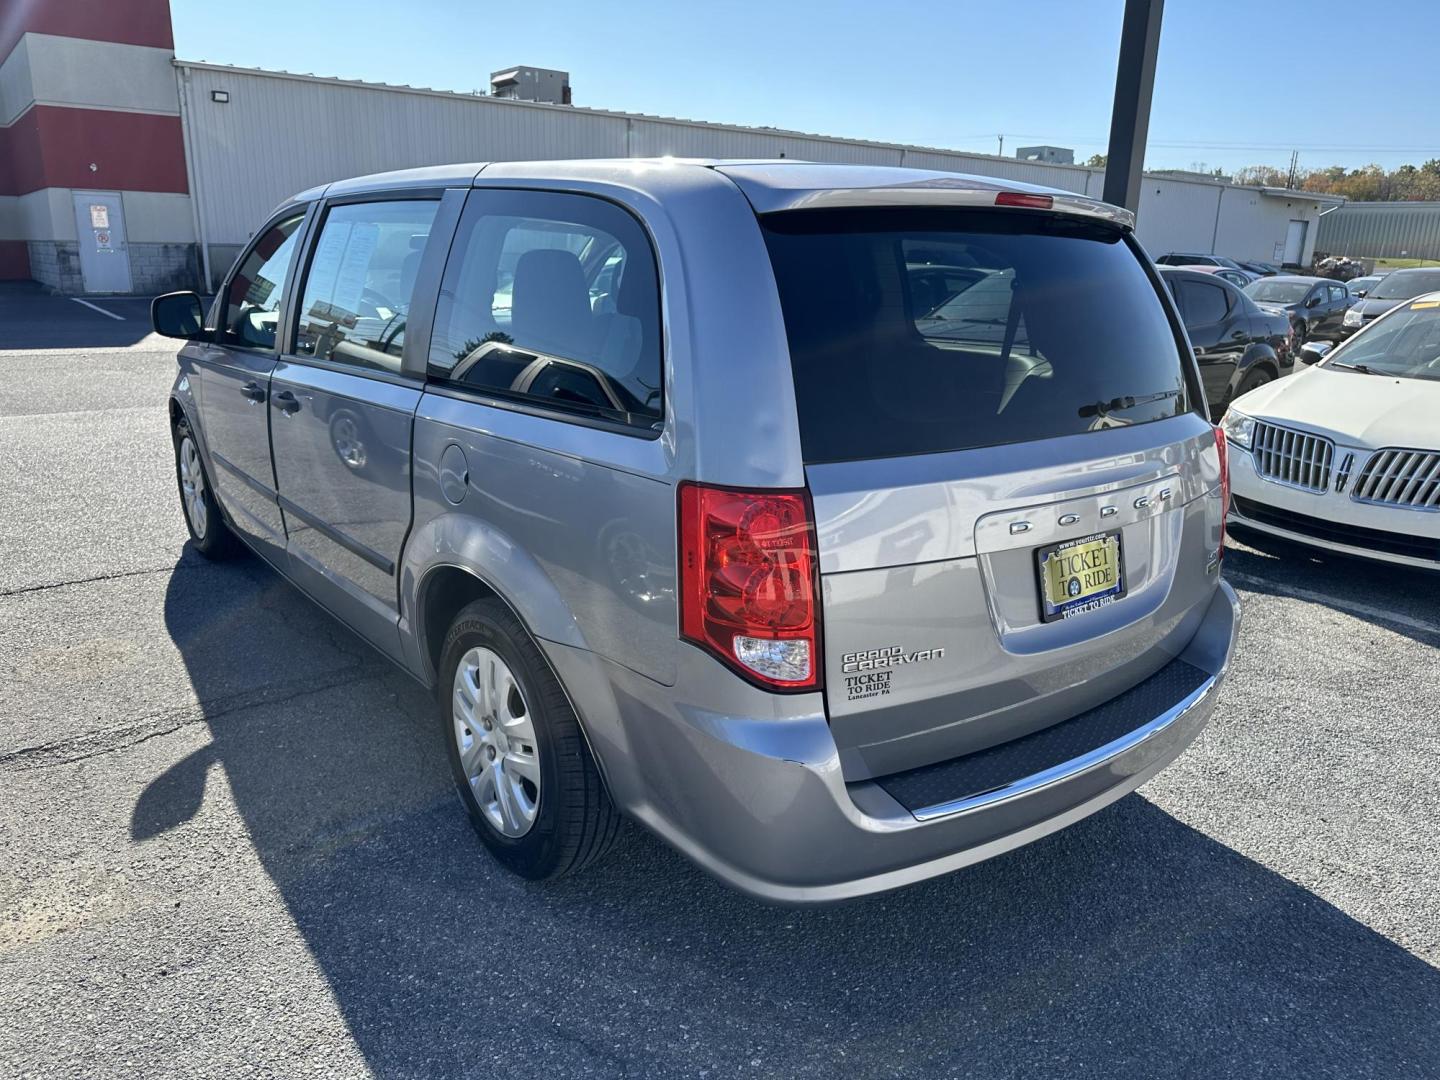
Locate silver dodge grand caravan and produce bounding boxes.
[153,159,1240,902]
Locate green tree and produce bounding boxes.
[1236,158,1440,201]
[1235,165,1289,188]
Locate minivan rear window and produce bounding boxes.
[762,209,1190,463]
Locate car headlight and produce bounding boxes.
[1343,308,1362,326]
[1220,409,1255,450]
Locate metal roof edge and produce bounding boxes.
[1256,187,1346,204]
[167,58,1354,208]
[1324,200,1440,210]
[169,58,1106,176]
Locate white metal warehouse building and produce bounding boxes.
[176,62,1340,291]
[1,0,1340,294]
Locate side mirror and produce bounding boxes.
[1354,288,1368,298]
[151,291,207,341]
[1298,341,1332,364]
[1305,295,1321,308]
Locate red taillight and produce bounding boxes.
[995,191,1054,209]
[1214,425,1230,558]
[678,482,821,691]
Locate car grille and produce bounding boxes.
[1351,449,1440,510]
[1232,496,1440,562]
[1250,422,1334,493]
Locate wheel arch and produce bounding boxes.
[1243,347,1280,379]
[167,391,218,488]
[413,559,622,805]
[416,564,503,681]
[168,374,206,455]
[403,518,591,688]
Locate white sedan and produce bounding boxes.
[1220,291,1440,570]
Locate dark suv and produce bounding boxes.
[1158,267,1292,418]
[1340,267,1440,339]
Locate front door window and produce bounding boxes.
[222,215,305,351]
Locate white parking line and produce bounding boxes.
[70,298,125,321]
[1225,568,1440,636]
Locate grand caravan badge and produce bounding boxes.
[841,645,945,702]
[841,645,946,673]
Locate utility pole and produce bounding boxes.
[998,134,1004,157]
[1102,0,1165,213]
[1287,149,1299,190]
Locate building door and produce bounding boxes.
[1284,219,1308,266]
[71,192,133,293]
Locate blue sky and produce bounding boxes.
[171,0,1440,175]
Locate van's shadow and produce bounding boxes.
[138,550,1440,1077]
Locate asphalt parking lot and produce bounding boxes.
[2,289,1438,1079]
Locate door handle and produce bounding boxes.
[273,390,300,415]
[240,381,266,402]
[1229,330,1247,341]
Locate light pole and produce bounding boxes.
[1102,0,1164,213]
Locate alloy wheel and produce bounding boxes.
[452,646,541,837]
[178,435,208,540]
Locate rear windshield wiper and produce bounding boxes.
[1078,389,1182,418]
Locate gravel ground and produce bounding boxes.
[2,293,1438,1078]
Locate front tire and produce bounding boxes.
[439,598,622,880]
[1235,366,1275,398]
[173,417,240,560]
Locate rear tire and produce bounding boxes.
[173,416,241,560]
[439,598,622,880]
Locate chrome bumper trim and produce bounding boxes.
[910,672,1218,823]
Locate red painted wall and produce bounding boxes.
[0,2,179,285]
[0,240,31,279]
[0,105,188,196]
[0,0,173,65]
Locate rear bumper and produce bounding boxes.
[548,581,1240,903]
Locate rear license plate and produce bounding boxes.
[1036,531,1126,623]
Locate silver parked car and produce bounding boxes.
[152,160,1240,902]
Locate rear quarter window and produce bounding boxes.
[762,208,1190,463]
[1178,279,1231,324]
[427,189,663,432]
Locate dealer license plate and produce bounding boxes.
[1036,531,1126,623]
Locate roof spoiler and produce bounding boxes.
[756,184,1135,230]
